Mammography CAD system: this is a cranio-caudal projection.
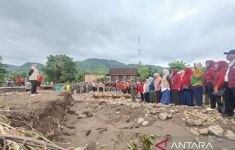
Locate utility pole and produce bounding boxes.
[138,35,141,65]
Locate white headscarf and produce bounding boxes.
[162,69,169,80]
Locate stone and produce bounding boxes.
[215,116,224,122]
[170,109,175,114]
[174,109,179,113]
[159,107,167,112]
[159,112,168,120]
[186,119,194,127]
[199,128,209,135]
[67,109,77,115]
[77,114,87,119]
[99,101,107,106]
[142,121,149,126]
[137,118,145,124]
[167,114,172,119]
[126,119,131,123]
[150,109,158,115]
[208,125,224,137]
[194,120,203,126]
[190,128,200,136]
[86,130,92,136]
[87,142,97,150]
[224,130,235,141]
[82,111,93,117]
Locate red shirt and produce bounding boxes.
[38,75,43,82]
[171,74,182,91]
[138,84,144,93]
[205,66,217,84]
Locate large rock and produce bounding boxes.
[224,130,235,141]
[208,125,224,137]
[199,128,209,135]
[159,112,168,120]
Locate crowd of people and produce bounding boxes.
[27,50,235,117]
[134,50,235,118]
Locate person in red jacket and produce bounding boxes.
[138,81,144,101]
[170,69,182,105]
[213,61,227,113]
[204,60,217,108]
[181,68,193,106]
[37,75,43,87]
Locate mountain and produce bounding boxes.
[6,58,163,74]
[6,62,44,72]
[76,58,127,74]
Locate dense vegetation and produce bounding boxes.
[0,57,6,85]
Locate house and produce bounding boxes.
[107,68,139,81]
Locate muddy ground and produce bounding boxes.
[0,90,235,150]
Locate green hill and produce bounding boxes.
[6,58,163,75]
[6,62,44,72]
[76,58,126,74]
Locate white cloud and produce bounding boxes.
[0,0,234,66]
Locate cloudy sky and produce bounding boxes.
[0,0,235,66]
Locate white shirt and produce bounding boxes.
[143,83,149,93]
[224,60,235,82]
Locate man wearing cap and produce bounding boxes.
[224,50,235,117]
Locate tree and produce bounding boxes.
[44,55,77,83]
[168,60,187,71]
[7,71,27,81]
[138,65,149,81]
[0,57,6,85]
[75,72,85,82]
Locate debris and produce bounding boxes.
[86,130,92,136]
[142,121,149,126]
[224,130,235,141]
[199,128,209,135]
[99,101,107,106]
[190,128,200,136]
[137,118,145,124]
[159,112,168,121]
[194,120,203,126]
[83,111,93,117]
[67,109,77,115]
[208,125,224,137]
[167,114,172,119]
[77,114,87,119]
[126,118,131,123]
[186,119,194,127]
